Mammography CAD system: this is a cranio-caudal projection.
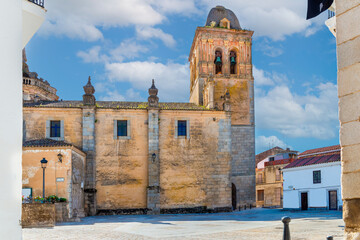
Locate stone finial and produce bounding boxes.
[83,76,96,105]
[223,89,231,112]
[84,76,95,95]
[148,79,159,108]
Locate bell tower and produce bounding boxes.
[189,5,255,208]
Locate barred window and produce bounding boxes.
[177,120,187,137]
[313,170,321,184]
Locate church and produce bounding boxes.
[22,6,255,217]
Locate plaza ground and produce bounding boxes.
[23,208,344,240]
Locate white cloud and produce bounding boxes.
[256,135,290,153]
[105,61,189,101]
[255,71,339,139]
[151,0,200,15]
[200,0,325,40]
[39,0,165,41]
[77,46,109,63]
[253,66,274,86]
[39,0,326,42]
[99,88,144,102]
[136,27,176,47]
[77,40,149,63]
[110,40,149,60]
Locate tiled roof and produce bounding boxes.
[24,101,217,111]
[264,158,295,167]
[298,145,340,157]
[23,138,73,148]
[283,153,340,169]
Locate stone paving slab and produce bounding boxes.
[23,208,344,240]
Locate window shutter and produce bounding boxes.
[186,120,190,139]
[174,120,178,138]
[127,120,131,139]
[113,120,117,140]
[60,120,64,140]
[46,120,50,138]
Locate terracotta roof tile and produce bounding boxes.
[284,153,340,169]
[24,101,218,111]
[298,145,340,157]
[23,138,73,148]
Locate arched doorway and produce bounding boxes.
[232,183,237,210]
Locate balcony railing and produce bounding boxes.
[328,10,335,19]
[23,77,56,95]
[28,0,44,8]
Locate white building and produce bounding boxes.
[283,145,342,211]
[0,0,45,238]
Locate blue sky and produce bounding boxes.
[25,0,338,154]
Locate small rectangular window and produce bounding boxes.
[257,190,264,201]
[177,120,187,137]
[313,170,321,184]
[275,169,281,181]
[50,120,61,138]
[117,120,128,137]
[275,188,281,202]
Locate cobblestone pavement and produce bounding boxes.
[23,208,344,240]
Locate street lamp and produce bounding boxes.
[40,158,48,203]
[57,152,63,163]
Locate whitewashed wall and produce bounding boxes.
[0,1,45,239]
[0,1,23,239]
[283,162,342,209]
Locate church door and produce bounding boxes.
[232,183,237,210]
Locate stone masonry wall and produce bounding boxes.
[147,109,160,214]
[23,108,83,148]
[95,109,148,211]
[82,107,96,216]
[335,0,360,238]
[159,110,232,210]
[22,203,55,228]
[231,125,255,207]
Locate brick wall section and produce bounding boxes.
[231,125,255,207]
[82,107,96,216]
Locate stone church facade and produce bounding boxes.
[22,6,255,215]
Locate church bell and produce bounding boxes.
[215,57,222,64]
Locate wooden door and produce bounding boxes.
[301,192,308,210]
[329,190,338,210]
[232,183,237,210]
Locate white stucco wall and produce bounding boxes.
[0,1,45,239]
[0,1,23,239]
[283,162,342,210]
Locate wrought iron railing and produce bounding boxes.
[28,0,44,8]
[328,10,335,19]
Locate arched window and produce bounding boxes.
[214,50,222,74]
[230,51,236,74]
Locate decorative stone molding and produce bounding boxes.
[83,76,96,105]
[148,79,159,108]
